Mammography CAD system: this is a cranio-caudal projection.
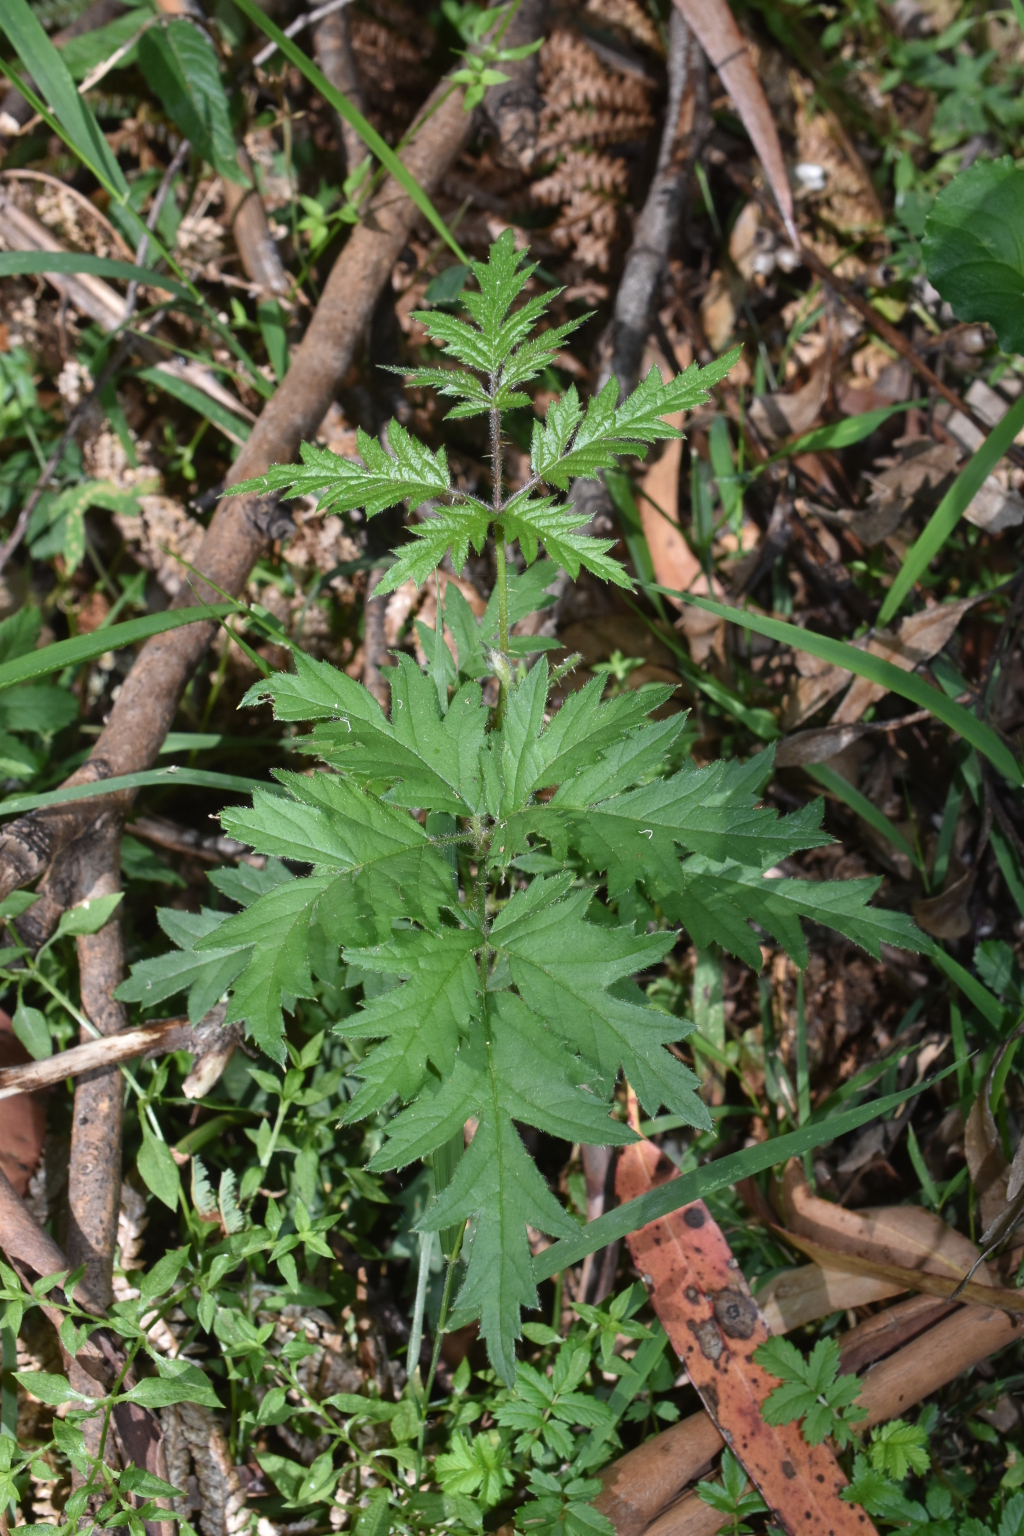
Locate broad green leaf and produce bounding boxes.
[55,892,123,939]
[59,10,152,80]
[0,685,78,736]
[491,879,710,1124]
[378,993,630,1384]
[662,589,1023,786]
[922,156,1024,355]
[198,876,329,1061]
[533,1061,957,1281]
[136,1125,181,1211]
[658,856,922,969]
[138,19,246,185]
[878,388,1024,625]
[232,428,451,518]
[0,604,233,693]
[341,924,482,1117]
[229,0,470,264]
[121,1360,221,1409]
[13,1372,91,1407]
[0,0,131,201]
[12,1002,51,1061]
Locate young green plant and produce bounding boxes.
[119,232,923,1382]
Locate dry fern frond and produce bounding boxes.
[584,0,663,53]
[532,28,654,271]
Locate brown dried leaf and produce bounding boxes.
[757,1262,903,1334]
[780,1160,993,1286]
[912,858,976,941]
[671,0,798,246]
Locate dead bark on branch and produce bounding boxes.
[66,819,128,1310]
[313,6,368,181]
[0,81,475,904]
[221,147,292,300]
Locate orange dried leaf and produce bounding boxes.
[616,1140,875,1536]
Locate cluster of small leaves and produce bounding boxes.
[233,231,739,599]
[841,1416,1024,1536]
[752,1335,867,1448]
[695,1449,768,1536]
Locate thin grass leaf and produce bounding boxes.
[0,606,234,693]
[0,253,193,302]
[928,945,1008,1031]
[137,367,251,443]
[532,1063,956,1280]
[0,0,131,203]
[230,0,469,265]
[878,390,1024,625]
[657,587,1022,785]
[806,762,922,871]
[766,402,916,466]
[0,768,272,818]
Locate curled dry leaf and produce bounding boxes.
[757,1259,903,1335]
[912,857,976,941]
[0,1011,46,1197]
[784,593,981,729]
[617,1138,872,1536]
[778,1160,994,1287]
[671,0,798,248]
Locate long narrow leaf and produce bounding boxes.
[137,368,251,444]
[657,587,1023,786]
[230,0,469,265]
[0,0,130,202]
[878,390,1024,625]
[928,945,1008,1032]
[807,762,922,870]
[0,606,233,693]
[0,252,193,303]
[532,1064,956,1281]
[0,768,271,818]
[766,402,915,466]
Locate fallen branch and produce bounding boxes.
[0,76,476,904]
[0,1007,237,1102]
[66,818,128,1309]
[313,2,367,180]
[0,1015,190,1100]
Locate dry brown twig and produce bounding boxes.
[0,1007,238,1102]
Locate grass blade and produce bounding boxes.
[806,761,922,871]
[0,606,234,693]
[766,402,915,466]
[137,367,251,444]
[0,252,192,302]
[0,0,130,202]
[230,0,469,265]
[928,944,1008,1032]
[0,768,272,818]
[878,389,1024,625]
[658,587,1022,785]
[532,1063,957,1281]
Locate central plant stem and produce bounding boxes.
[489,382,510,720]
